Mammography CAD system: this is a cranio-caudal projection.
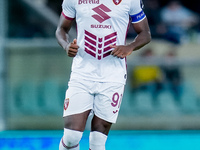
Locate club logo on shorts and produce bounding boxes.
[113,0,122,5]
[64,98,69,110]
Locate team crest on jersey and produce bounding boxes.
[64,98,69,110]
[113,0,122,5]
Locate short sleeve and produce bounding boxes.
[129,0,146,23]
[62,0,76,19]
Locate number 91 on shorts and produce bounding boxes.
[63,79,125,124]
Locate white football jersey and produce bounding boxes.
[62,0,146,84]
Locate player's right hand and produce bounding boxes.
[65,39,79,57]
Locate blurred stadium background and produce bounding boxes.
[1,0,200,149]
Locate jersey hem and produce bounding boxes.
[70,75,126,85]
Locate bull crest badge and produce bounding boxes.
[113,0,122,5]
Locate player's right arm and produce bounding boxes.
[55,14,79,57]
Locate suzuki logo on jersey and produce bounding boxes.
[84,30,117,60]
[92,4,111,23]
[113,0,122,5]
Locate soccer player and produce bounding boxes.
[56,0,151,149]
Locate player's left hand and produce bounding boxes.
[110,45,133,59]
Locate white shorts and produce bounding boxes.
[63,79,125,123]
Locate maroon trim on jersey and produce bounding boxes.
[85,36,96,46]
[98,44,102,48]
[85,30,97,40]
[62,12,75,20]
[85,41,96,52]
[84,30,117,60]
[104,43,116,52]
[104,32,117,40]
[98,49,102,54]
[104,37,117,46]
[125,22,129,70]
[85,47,96,57]
[98,38,103,42]
[103,51,112,58]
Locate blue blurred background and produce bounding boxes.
[0,0,200,149]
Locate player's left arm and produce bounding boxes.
[111,17,151,59]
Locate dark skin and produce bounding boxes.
[56,14,151,135]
